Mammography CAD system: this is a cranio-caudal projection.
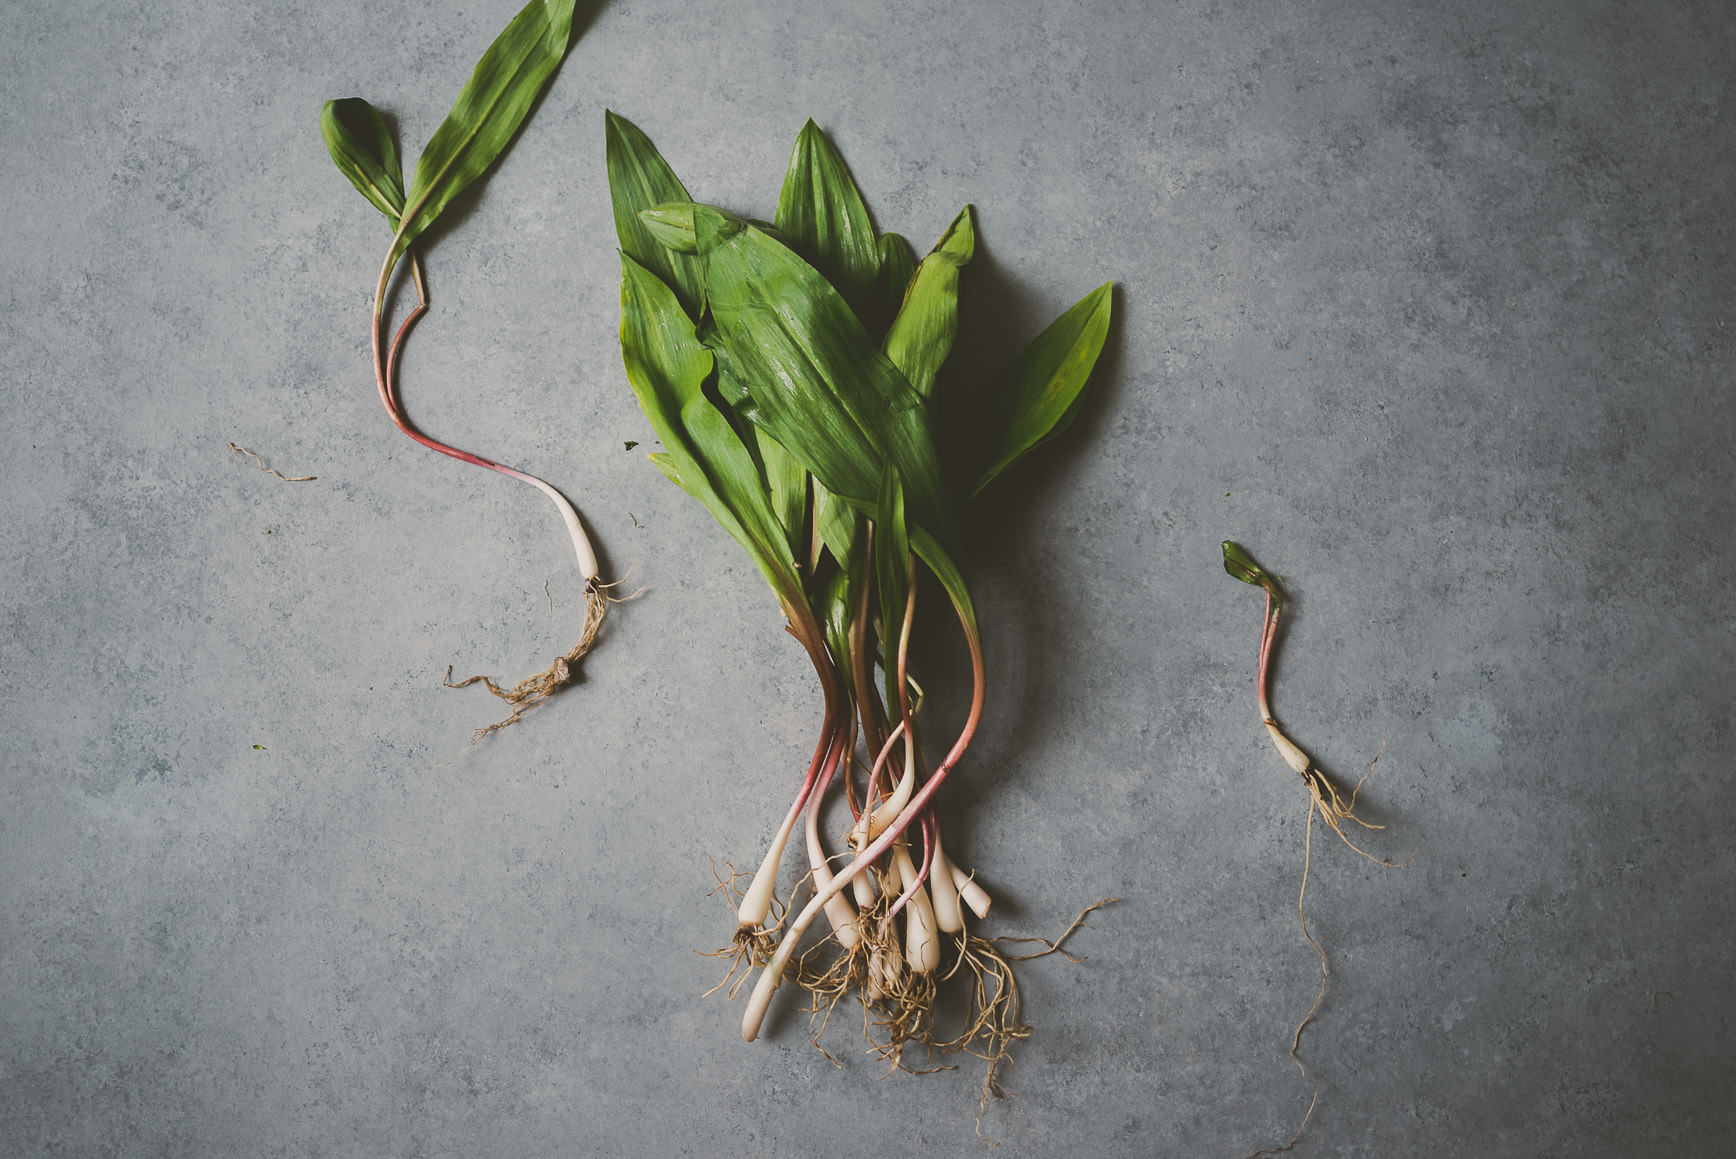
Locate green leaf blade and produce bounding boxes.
[618,253,802,601]
[876,232,918,321]
[320,97,406,223]
[774,120,880,311]
[972,281,1114,497]
[393,0,577,261]
[882,205,975,400]
[1222,540,1285,607]
[605,113,705,313]
[693,211,960,559]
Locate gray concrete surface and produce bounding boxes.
[3,0,1732,1155]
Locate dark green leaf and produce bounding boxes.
[623,440,639,450]
[393,0,577,263]
[605,113,704,315]
[754,426,808,558]
[618,253,801,601]
[911,525,978,640]
[320,98,406,223]
[882,206,974,400]
[819,567,858,690]
[972,282,1113,497]
[688,208,960,559]
[774,120,880,310]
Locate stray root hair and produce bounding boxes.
[228,442,316,482]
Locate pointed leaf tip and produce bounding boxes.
[391,0,579,261]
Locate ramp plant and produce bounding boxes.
[1222,541,1402,1156]
[320,0,606,735]
[610,111,1113,1100]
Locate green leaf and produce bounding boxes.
[774,120,880,311]
[687,207,960,559]
[1222,540,1285,608]
[876,232,917,319]
[882,206,974,400]
[605,113,705,313]
[819,567,858,690]
[911,525,978,640]
[320,98,406,223]
[972,282,1114,497]
[392,0,577,263]
[618,253,801,602]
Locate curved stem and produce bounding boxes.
[369,241,598,581]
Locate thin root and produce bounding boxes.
[1249,744,1407,1159]
[228,442,315,482]
[697,858,784,999]
[993,899,1119,962]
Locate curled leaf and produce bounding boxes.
[1222,540,1286,608]
[320,97,406,222]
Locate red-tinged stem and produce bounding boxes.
[738,604,842,929]
[742,592,985,1040]
[369,241,599,581]
[1257,591,1280,723]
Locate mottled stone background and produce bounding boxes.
[3,1,1731,1155]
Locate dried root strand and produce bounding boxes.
[993,898,1118,962]
[444,577,637,740]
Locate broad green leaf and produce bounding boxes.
[605,113,704,313]
[882,206,974,400]
[618,253,801,602]
[876,232,918,323]
[972,282,1114,497]
[683,207,960,559]
[775,120,880,311]
[320,98,406,222]
[1222,540,1285,608]
[392,0,577,263]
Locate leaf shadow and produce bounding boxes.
[909,243,1127,881]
